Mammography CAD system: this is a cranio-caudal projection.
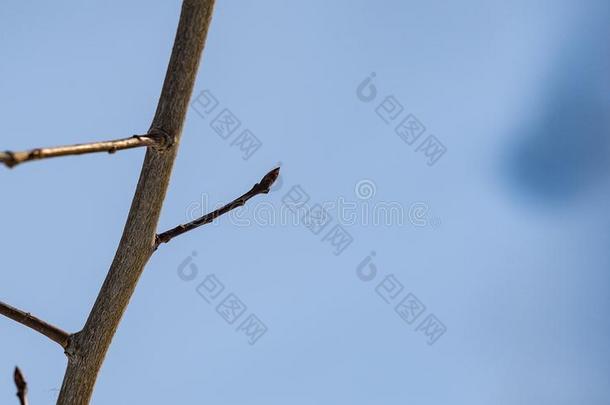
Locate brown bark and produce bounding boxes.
[55,1,216,403]
[0,300,69,348]
[0,133,167,168]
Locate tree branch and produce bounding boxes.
[56,1,217,404]
[155,167,280,249]
[14,367,28,405]
[0,131,172,169]
[0,300,70,349]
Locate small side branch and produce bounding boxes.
[0,300,70,349]
[0,130,172,169]
[14,367,28,405]
[154,167,280,250]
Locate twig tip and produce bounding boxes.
[14,366,27,390]
[259,167,280,191]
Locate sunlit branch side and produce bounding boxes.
[0,131,172,169]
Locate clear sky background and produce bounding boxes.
[1,1,609,404]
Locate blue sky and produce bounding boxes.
[1,1,609,404]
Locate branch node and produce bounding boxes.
[29,149,42,160]
[2,151,17,168]
[148,128,175,151]
[64,332,81,360]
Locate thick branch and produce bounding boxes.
[155,167,280,249]
[14,367,28,405]
[0,300,70,349]
[0,132,171,169]
[57,1,217,404]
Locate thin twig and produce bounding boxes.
[14,367,28,405]
[154,167,280,249]
[0,300,70,348]
[0,131,171,169]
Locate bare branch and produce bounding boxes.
[57,1,217,404]
[0,300,70,349]
[14,367,29,405]
[155,167,280,249]
[0,131,172,169]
